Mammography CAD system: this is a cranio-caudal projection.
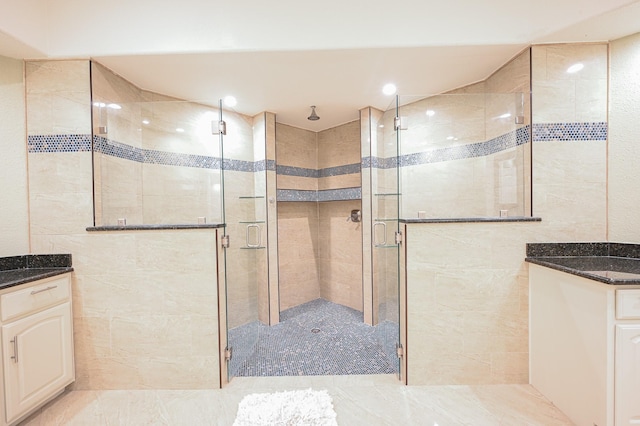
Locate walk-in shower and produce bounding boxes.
[90,46,531,386]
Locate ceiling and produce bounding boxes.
[1,0,640,131]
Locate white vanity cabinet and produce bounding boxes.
[0,273,75,426]
[615,289,640,426]
[530,265,640,426]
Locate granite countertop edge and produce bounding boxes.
[525,242,640,285]
[400,217,541,224]
[0,253,74,290]
[0,267,74,291]
[87,223,225,231]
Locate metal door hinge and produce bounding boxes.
[396,342,404,359]
[394,116,407,131]
[224,347,232,361]
[395,231,403,245]
[212,120,227,135]
[221,235,230,248]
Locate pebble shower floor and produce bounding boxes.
[229,299,397,377]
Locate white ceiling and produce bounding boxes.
[1,0,640,130]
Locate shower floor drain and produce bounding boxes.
[311,328,321,333]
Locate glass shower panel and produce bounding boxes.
[219,104,269,381]
[396,92,527,219]
[371,100,401,377]
[92,99,223,226]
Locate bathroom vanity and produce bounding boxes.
[0,255,74,426]
[527,243,640,426]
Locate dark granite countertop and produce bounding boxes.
[400,217,541,224]
[526,242,640,285]
[87,223,225,232]
[0,254,73,290]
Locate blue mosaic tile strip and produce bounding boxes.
[276,165,319,178]
[222,158,256,172]
[277,188,361,202]
[365,126,531,169]
[533,122,607,141]
[318,163,361,178]
[93,136,144,162]
[228,298,397,377]
[28,134,92,153]
[253,159,279,172]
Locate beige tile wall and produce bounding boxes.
[318,200,363,311]
[26,60,221,390]
[275,123,317,191]
[277,202,320,310]
[397,49,531,219]
[605,33,640,242]
[0,55,29,256]
[405,43,609,386]
[405,222,532,385]
[531,43,607,239]
[276,121,363,312]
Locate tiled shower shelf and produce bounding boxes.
[0,254,73,290]
[526,242,640,285]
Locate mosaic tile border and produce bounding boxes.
[29,122,606,172]
[277,187,361,202]
[276,163,360,178]
[364,126,531,169]
[532,122,607,141]
[27,134,92,153]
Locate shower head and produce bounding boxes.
[307,106,320,121]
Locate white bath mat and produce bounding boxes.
[233,388,338,426]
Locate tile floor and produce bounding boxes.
[21,375,574,425]
[230,299,396,376]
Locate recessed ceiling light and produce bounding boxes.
[142,119,150,125]
[107,103,121,110]
[224,96,237,107]
[498,113,512,119]
[567,63,584,73]
[426,110,435,117]
[382,83,397,95]
[446,136,455,140]
[176,128,185,133]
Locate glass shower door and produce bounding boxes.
[371,98,402,379]
[218,102,269,383]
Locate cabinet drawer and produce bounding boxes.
[1,274,71,322]
[616,289,640,320]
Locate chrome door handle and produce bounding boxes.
[30,285,58,295]
[10,336,18,363]
[373,221,387,246]
[246,224,261,248]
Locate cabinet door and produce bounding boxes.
[615,324,640,426]
[2,302,74,424]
